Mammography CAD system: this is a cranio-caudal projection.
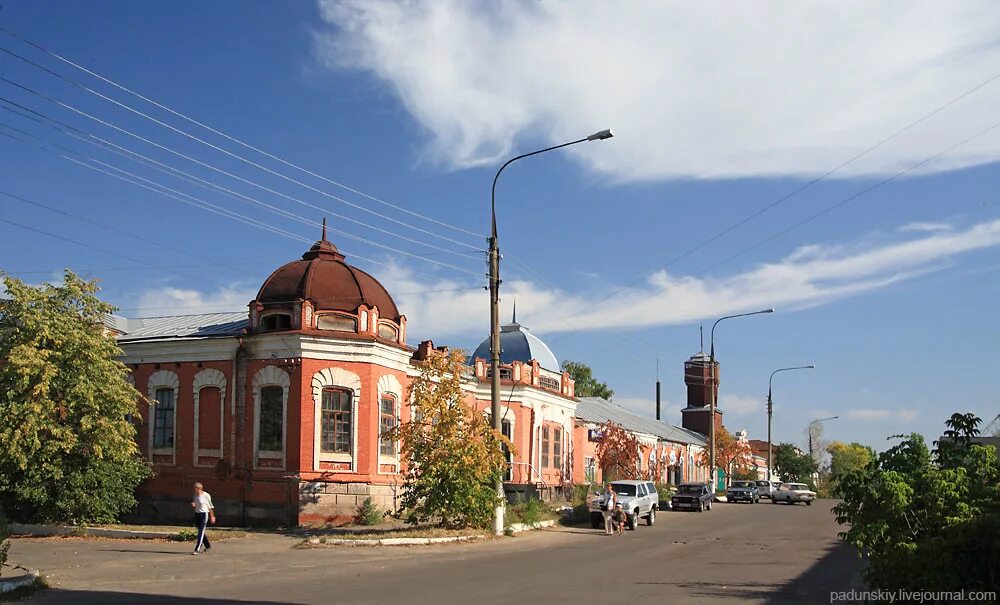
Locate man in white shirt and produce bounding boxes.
[191,482,215,555]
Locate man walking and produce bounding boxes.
[191,482,215,555]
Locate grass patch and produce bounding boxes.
[0,575,48,602]
[507,496,558,526]
[167,529,249,542]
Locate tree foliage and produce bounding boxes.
[772,442,818,486]
[826,441,873,497]
[388,349,512,529]
[0,506,9,576]
[699,427,755,486]
[0,272,152,523]
[561,360,614,400]
[595,421,640,481]
[834,413,1000,592]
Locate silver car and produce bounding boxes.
[771,482,816,505]
[588,480,659,530]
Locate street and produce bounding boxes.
[8,500,861,604]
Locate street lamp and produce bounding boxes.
[808,416,839,464]
[767,365,815,481]
[708,308,773,491]
[489,128,613,535]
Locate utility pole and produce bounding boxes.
[489,129,613,535]
[767,365,815,481]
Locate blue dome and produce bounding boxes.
[470,322,560,371]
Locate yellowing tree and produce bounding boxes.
[388,349,512,529]
[0,272,151,523]
[595,421,640,481]
[700,427,755,487]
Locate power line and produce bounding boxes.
[0,27,484,240]
[0,215,215,286]
[0,116,486,278]
[694,115,1000,275]
[0,41,484,249]
[549,67,1000,329]
[0,79,483,263]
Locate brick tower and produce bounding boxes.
[681,351,723,436]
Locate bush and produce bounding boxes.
[508,496,545,526]
[0,506,9,577]
[357,497,383,526]
[169,529,197,542]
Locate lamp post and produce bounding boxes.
[808,416,839,464]
[767,365,815,481]
[489,128,613,535]
[708,308,773,492]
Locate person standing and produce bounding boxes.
[191,482,215,555]
[601,484,617,535]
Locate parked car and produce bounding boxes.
[755,480,775,499]
[588,480,659,530]
[670,483,714,512]
[726,480,760,503]
[771,482,816,505]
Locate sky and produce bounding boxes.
[1,1,999,455]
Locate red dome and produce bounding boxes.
[255,236,401,321]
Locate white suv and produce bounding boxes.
[588,480,659,530]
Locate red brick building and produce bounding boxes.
[116,231,708,526]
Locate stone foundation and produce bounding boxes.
[298,482,400,526]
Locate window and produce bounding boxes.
[553,428,562,471]
[541,427,550,468]
[584,456,596,483]
[486,367,513,380]
[260,313,291,331]
[377,322,398,341]
[317,314,357,332]
[321,388,352,454]
[539,375,560,391]
[153,388,175,448]
[258,386,284,452]
[379,395,396,456]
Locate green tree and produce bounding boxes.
[826,441,873,497]
[388,348,512,529]
[772,443,818,486]
[561,360,614,400]
[834,413,1000,592]
[0,271,151,523]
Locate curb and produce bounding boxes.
[307,535,484,547]
[0,570,39,595]
[506,519,557,533]
[8,523,239,540]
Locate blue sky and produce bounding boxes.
[2,1,999,455]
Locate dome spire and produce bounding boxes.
[302,217,343,261]
[322,217,327,241]
[512,298,517,324]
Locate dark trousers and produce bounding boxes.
[194,512,212,552]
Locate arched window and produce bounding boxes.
[317,314,357,332]
[379,394,397,456]
[321,388,352,454]
[258,386,284,452]
[377,321,398,341]
[260,313,292,331]
[153,388,175,448]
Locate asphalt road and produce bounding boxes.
[7,499,862,605]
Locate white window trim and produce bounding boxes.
[376,373,403,472]
[252,365,289,470]
[147,370,179,463]
[192,368,226,467]
[312,367,361,472]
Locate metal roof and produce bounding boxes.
[576,397,707,446]
[115,312,247,342]
[469,322,560,371]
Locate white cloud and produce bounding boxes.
[899,221,953,233]
[133,286,256,317]
[315,1,1000,181]
[386,216,1000,338]
[846,408,919,422]
[720,394,763,416]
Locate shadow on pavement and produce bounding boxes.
[633,542,862,603]
[23,590,297,604]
